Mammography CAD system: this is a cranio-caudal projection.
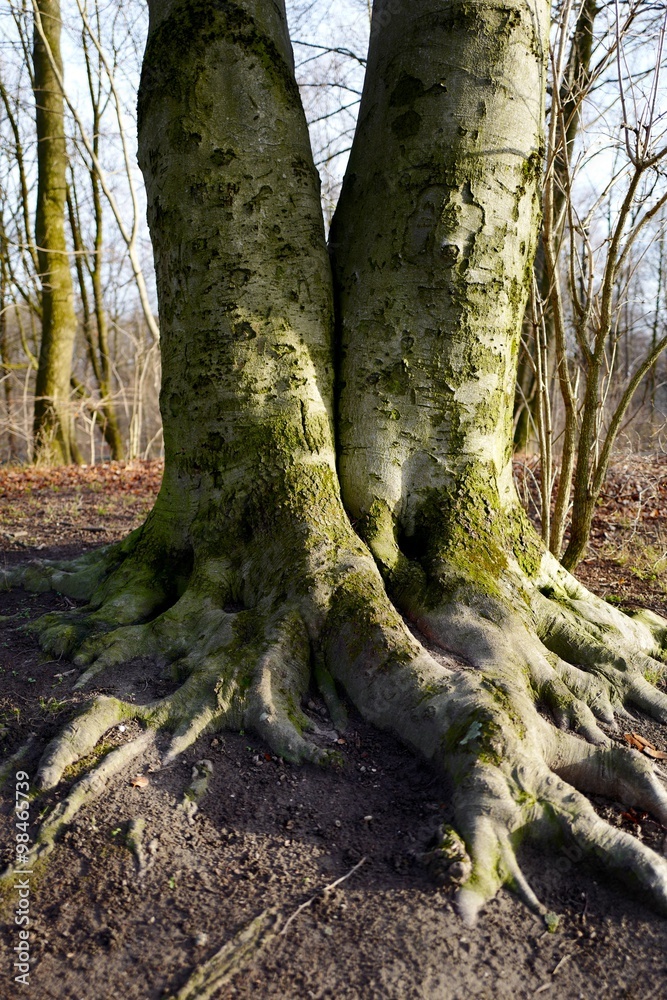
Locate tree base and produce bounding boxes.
[4,516,667,925]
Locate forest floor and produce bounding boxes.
[1,457,667,999]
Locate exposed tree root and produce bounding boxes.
[167,908,280,1000]
[1,731,153,883]
[5,505,667,926]
[168,857,366,998]
[1,534,129,602]
[340,496,667,922]
[126,815,149,875]
[447,732,667,925]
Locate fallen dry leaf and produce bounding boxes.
[623,733,646,750]
[623,733,667,759]
[131,775,150,788]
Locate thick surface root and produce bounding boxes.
[1,731,153,883]
[345,519,667,922]
[449,732,667,926]
[30,599,333,788]
[0,529,137,602]
[6,513,667,926]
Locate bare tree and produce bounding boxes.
[524,0,667,568]
[0,0,161,462]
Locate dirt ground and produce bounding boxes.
[2,458,667,1000]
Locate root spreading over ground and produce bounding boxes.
[4,487,667,928]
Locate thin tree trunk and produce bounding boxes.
[32,0,79,464]
[66,181,124,460]
[82,18,124,462]
[0,225,18,462]
[90,169,124,461]
[513,0,596,460]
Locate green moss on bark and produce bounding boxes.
[442,709,504,769]
[138,0,300,132]
[323,570,413,667]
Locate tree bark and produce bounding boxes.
[32,0,79,465]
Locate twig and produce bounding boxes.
[552,953,571,975]
[280,855,367,937]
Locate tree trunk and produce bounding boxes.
[67,180,124,461]
[331,0,545,592]
[32,0,79,465]
[0,226,18,463]
[136,0,337,548]
[325,0,667,920]
[6,0,667,926]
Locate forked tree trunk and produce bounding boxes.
[32,0,79,465]
[7,0,667,927]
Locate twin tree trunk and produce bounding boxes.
[13,0,667,924]
[138,0,547,595]
[137,0,337,557]
[33,0,79,464]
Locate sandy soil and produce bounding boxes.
[1,458,667,1000]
